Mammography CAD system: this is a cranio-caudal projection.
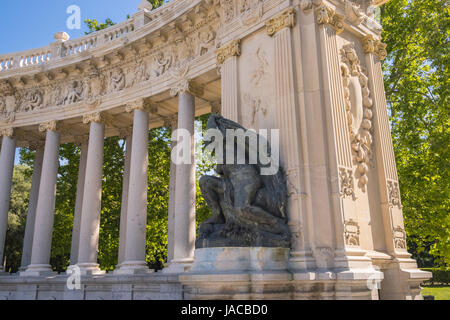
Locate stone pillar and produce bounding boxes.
[22,121,60,276]
[0,128,16,273]
[165,116,178,264]
[76,113,105,275]
[116,100,150,274]
[20,142,44,271]
[266,8,315,270]
[164,81,198,273]
[69,136,89,266]
[217,40,240,122]
[116,131,132,269]
[363,35,431,299]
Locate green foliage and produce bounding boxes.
[84,18,115,34]
[421,268,450,285]
[4,165,32,272]
[381,0,450,266]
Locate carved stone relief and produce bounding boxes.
[344,219,360,246]
[393,226,407,250]
[340,43,374,191]
[339,167,355,198]
[387,179,402,209]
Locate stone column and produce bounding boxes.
[165,116,178,264]
[76,113,105,275]
[22,121,60,276]
[0,128,16,274]
[266,8,315,270]
[363,35,431,299]
[116,131,132,270]
[164,80,198,273]
[116,100,150,274]
[20,142,45,271]
[217,40,241,122]
[69,136,89,266]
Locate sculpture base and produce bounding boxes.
[196,223,290,249]
[180,247,293,299]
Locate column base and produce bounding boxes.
[113,261,153,275]
[75,263,106,276]
[20,264,57,277]
[162,258,194,274]
[288,250,316,270]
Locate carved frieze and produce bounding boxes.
[340,43,374,190]
[19,89,43,112]
[153,52,172,77]
[266,8,296,36]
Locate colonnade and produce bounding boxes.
[0,90,197,276]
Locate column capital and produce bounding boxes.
[170,64,204,98]
[0,127,14,138]
[266,8,296,37]
[216,39,241,65]
[125,99,146,113]
[39,120,58,133]
[83,112,105,125]
[363,35,388,60]
[315,4,345,34]
[170,80,204,98]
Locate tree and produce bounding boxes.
[381,0,449,266]
[4,165,32,272]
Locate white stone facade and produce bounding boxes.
[0,0,430,300]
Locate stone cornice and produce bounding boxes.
[39,120,58,133]
[266,8,296,37]
[315,4,345,34]
[363,35,388,60]
[216,40,241,65]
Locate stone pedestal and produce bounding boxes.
[180,247,293,300]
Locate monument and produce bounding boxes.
[0,0,430,300]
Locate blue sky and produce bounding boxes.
[0,0,142,55]
[3,1,143,163]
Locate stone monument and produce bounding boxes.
[0,0,431,300]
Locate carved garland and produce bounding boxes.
[340,43,374,190]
